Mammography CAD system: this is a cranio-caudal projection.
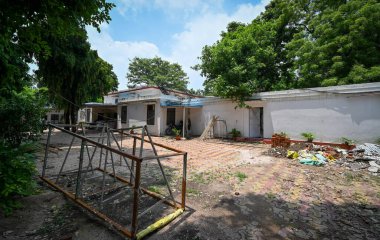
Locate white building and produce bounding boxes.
[83,83,380,143]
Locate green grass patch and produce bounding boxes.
[186,188,200,196]
[147,185,162,194]
[235,171,247,182]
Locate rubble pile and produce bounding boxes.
[267,142,380,175]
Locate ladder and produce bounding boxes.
[200,115,218,140]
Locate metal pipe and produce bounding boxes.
[144,126,177,207]
[48,124,141,161]
[131,160,142,236]
[75,140,85,199]
[142,152,185,160]
[56,135,76,183]
[42,125,52,177]
[39,177,133,238]
[181,153,188,209]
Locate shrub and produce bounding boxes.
[0,142,39,215]
[301,132,315,142]
[172,128,181,136]
[230,128,241,138]
[340,137,355,145]
[0,87,47,146]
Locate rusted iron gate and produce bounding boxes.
[40,123,187,239]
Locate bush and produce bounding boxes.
[0,142,39,215]
[230,128,241,138]
[0,87,47,146]
[301,132,315,142]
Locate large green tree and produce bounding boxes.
[0,0,114,92]
[36,28,118,125]
[127,57,189,91]
[195,0,380,105]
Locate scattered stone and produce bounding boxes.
[368,166,379,173]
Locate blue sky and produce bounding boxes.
[87,0,270,90]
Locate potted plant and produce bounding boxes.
[130,125,136,134]
[272,132,290,148]
[301,132,315,142]
[340,137,355,150]
[172,128,181,140]
[230,128,241,141]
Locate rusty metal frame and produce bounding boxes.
[40,123,187,239]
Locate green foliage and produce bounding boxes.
[0,142,39,215]
[127,57,189,91]
[230,128,241,138]
[0,87,47,146]
[0,0,115,92]
[187,88,205,96]
[172,128,181,137]
[235,172,247,182]
[36,27,118,125]
[301,132,315,142]
[195,0,380,106]
[340,137,355,145]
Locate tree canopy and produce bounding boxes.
[0,0,114,92]
[195,0,380,105]
[127,57,189,91]
[36,28,118,125]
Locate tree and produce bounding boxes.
[127,57,189,91]
[0,0,114,92]
[195,0,380,106]
[36,28,118,126]
[287,0,380,87]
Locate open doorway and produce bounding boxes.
[249,107,263,138]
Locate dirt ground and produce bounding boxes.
[1,129,379,240]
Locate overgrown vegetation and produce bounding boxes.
[0,0,115,215]
[301,132,315,142]
[195,0,380,106]
[235,172,247,182]
[0,142,39,215]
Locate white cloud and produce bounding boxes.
[88,0,270,90]
[87,26,160,88]
[167,0,271,89]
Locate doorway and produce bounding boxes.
[249,107,263,138]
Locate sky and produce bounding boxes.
[87,0,270,90]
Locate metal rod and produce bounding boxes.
[107,128,117,181]
[56,135,76,183]
[48,124,141,161]
[142,152,185,160]
[131,160,142,236]
[118,130,185,154]
[182,153,188,209]
[98,125,106,168]
[96,168,179,208]
[75,140,85,199]
[39,177,133,238]
[42,125,52,177]
[131,137,137,184]
[144,126,177,207]
[110,130,133,177]
[100,144,109,209]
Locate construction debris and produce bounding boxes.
[267,142,380,175]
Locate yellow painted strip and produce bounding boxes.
[136,208,184,240]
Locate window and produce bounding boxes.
[146,104,155,125]
[166,108,175,125]
[121,106,127,123]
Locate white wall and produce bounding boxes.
[193,101,249,137]
[117,101,161,135]
[263,94,380,143]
